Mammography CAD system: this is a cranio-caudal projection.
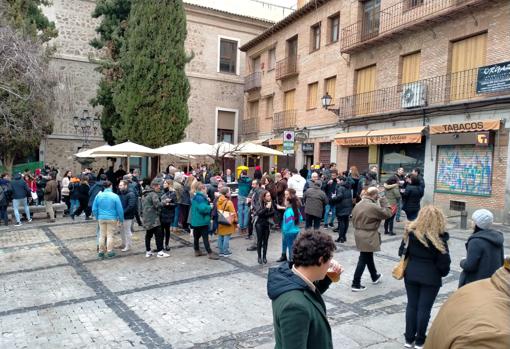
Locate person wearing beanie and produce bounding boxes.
[458,209,504,288]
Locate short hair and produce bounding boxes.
[290,168,298,174]
[292,231,336,267]
[330,169,338,175]
[1,173,8,179]
[151,178,163,187]
[252,179,260,186]
[412,167,421,175]
[366,186,379,196]
[103,180,112,188]
[119,180,129,187]
[219,186,229,195]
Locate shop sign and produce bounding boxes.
[283,131,295,155]
[476,61,510,94]
[368,133,422,144]
[476,132,490,146]
[335,137,367,146]
[430,132,494,146]
[302,143,314,152]
[430,120,500,134]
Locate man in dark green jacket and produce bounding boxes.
[267,230,343,349]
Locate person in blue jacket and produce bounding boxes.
[282,189,303,261]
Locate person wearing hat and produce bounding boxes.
[458,209,504,288]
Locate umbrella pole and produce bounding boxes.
[127,156,130,174]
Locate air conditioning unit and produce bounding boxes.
[401,82,427,109]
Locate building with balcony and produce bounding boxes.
[336,0,510,221]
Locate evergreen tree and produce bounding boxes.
[112,0,191,148]
[4,0,58,42]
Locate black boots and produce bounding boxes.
[276,253,287,262]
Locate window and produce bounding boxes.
[362,0,381,40]
[404,0,424,11]
[287,36,298,57]
[328,14,340,43]
[319,142,332,166]
[266,96,274,119]
[249,100,259,119]
[450,32,487,100]
[217,110,236,143]
[268,48,276,70]
[218,129,234,143]
[307,82,319,109]
[251,56,260,73]
[324,76,337,101]
[219,38,238,74]
[401,51,421,84]
[284,89,295,110]
[310,23,321,52]
[355,65,376,115]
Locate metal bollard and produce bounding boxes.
[460,210,468,230]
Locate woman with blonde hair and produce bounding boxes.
[399,205,451,349]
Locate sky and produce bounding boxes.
[184,0,298,21]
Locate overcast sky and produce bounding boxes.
[185,0,298,21]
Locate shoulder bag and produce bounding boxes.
[392,238,409,280]
[218,200,233,226]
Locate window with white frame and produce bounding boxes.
[219,38,238,74]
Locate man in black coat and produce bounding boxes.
[118,180,137,251]
[459,209,504,288]
[10,173,32,226]
[331,176,353,243]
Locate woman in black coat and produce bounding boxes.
[161,180,178,251]
[71,176,91,220]
[255,190,275,265]
[398,206,451,348]
[332,176,352,243]
[402,174,423,221]
[459,209,504,288]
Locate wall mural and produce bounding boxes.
[435,145,493,196]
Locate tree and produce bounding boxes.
[4,0,58,43]
[0,27,56,172]
[89,0,131,145]
[112,0,191,148]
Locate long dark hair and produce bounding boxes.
[287,188,300,225]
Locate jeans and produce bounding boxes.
[12,198,31,223]
[404,281,440,346]
[323,204,336,225]
[396,199,402,221]
[217,234,231,255]
[405,209,419,221]
[384,213,396,233]
[70,199,79,215]
[193,225,212,253]
[120,219,133,248]
[256,223,270,258]
[283,233,298,260]
[237,197,249,229]
[352,252,379,287]
[98,220,117,253]
[45,201,55,220]
[0,205,8,225]
[305,214,321,230]
[162,223,171,247]
[172,205,180,227]
[336,215,350,240]
[145,226,163,252]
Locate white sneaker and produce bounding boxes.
[14,222,22,227]
[121,246,130,252]
[414,345,423,349]
[404,343,413,348]
[145,251,153,258]
[372,274,383,284]
[157,251,169,258]
[27,218,32,223]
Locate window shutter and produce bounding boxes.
[401,52,421,84]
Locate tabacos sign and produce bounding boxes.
[430,120,500,134]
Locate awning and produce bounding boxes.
[335,131,370,146]
[429,119,501,134]
[268,138,283,146]
[367,126,425,144]
[251,138,268,145]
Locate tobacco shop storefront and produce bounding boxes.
[335,126,426,179]
[428,119,506,219]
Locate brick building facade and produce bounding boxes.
[240,0,510,222]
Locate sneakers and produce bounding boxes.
[404,343,413,348]
[372,274,383,284]
[121,246,130,252]
[27,218,32,223]
[351,285,367,292]
[106,251,116,259]
[157,251,169,258]
[145,251,153,258]
[414,345,424,349]
[208,252,220,260]
[223,251,232,257]
[323,225,329,229]
[98,252,105,259]
[14,222,22,227]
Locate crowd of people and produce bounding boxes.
[0,161,508,348]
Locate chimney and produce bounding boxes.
[297,0,309,9]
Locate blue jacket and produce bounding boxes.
[282,207,302,235]
[10,174,31,200]
[190,191,211,227]
[92,188,124,222]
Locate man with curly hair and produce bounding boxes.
[267,230,343,349]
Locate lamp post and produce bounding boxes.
[321,92,340,116]
[73,109,99,148]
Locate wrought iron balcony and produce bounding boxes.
[273,110,297,130]
[341,0,485,53]
[242,117,259,135]
[275,56,298,80]
[336,66,510,119]
[244,72,262,92]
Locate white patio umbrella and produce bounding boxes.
[90,141,162,157]
[234,142,285,156]
[157,141,213,156]
[211,142,237,157]
[74,144,126,158]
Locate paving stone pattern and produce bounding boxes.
[0,219,508,348]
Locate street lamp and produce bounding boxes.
[321,92,340,116]
[73,109,99,148]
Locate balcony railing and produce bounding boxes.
[273,110,297,130]
[336,66,510,119]
[275,56,298,80]
[341,0,484,53]
[242,117,259,135]
[244,72,262,92]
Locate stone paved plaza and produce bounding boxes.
[1,218,509,349]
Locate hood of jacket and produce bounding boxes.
[142,187,155,197]
[217,194,229,207]
[384,183,398,190]
[267,263,308,300]
[468,229,504,247]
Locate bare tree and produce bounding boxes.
[0,27,56,172]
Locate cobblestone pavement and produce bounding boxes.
[1,217,509,348]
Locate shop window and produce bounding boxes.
[435,145,492,196]
[307,82,318,109]
[379,142,425,183]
